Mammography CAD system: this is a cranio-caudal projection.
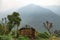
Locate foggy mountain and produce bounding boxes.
[0,4,60,32]
[45,6,60,15]
[17,4,60,32]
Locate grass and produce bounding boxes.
[0,34,60,40]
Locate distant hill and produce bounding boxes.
[17,4,60,32]
[45,6,60,15]
[0,4,60,32]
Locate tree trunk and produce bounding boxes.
[16,25,19,38]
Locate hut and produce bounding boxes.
[18,25,36,39]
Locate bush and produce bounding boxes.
[37,32,50,39]
[18,35,30,40]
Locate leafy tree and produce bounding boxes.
[43,21,53,34]
[7,12,21,37]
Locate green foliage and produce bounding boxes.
[37,32,50,39]
[54,30,60,37]
[0,24,2,31]
[18,35,30,40]
[13,12,20,16]
[0,24,2,29]
[7,22,14,33]
[0,24,3,35]
[0,35,11,40]
[7,12,21,34]
[7,12,21,26]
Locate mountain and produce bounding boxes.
[45,6,60,15]
[17,4,60,32]
[0,4,60,32]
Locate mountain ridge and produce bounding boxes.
[0,4,60,32]
[45,6,60,15]
[17,4,60,32]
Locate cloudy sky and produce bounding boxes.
[0,0,60,12]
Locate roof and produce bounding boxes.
[19,25,35,31]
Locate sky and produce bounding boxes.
[0,0,60,12]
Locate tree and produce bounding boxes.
[0,24,3,34]
[7,12,21,37]
[43,21,53,34]
[2,17,8,35]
